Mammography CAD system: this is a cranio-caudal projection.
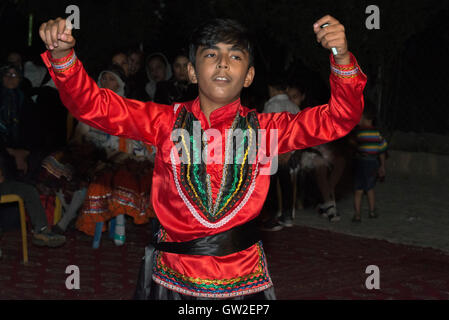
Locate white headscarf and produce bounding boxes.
[97,70,126,97]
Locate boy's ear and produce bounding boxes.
[243,66,255,88]
[187,62,198,84]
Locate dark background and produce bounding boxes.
[1,0,449,134]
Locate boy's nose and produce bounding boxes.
[217,56,229,69]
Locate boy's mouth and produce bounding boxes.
[213,74,231,83]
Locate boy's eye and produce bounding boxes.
[231,55,242,60]
[205,53,216,58]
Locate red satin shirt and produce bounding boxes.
[41,50,366,298]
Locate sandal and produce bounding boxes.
[318,204,335,218]
[369,210,378,219]
[352,215,362,223]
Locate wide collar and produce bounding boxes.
[186,97,242,129]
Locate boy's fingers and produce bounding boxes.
[316,24,344,42]
[45,24,54,49]
[326,40,346,52]
[58,19,74,43]
[39,22,47,43]
[313,15,339,33]
[320,33,343,47]
[57,18,66,40]
[50,20,60,47]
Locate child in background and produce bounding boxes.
[261,73,300,231]
[351,106,387,222]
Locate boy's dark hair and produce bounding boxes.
[173,49,189,64]
[189,18,254,68]
[287,78,307,95]
[267,71,288,92]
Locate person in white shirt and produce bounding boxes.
[261,73,300,231]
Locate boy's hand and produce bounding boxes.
[313,15,350,65]
[39,18,76,59]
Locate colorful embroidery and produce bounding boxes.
[41,155,73,180]
[50,49,77,73]
[110,186,140,211]
[171,107,260,224]
[83,193,111,214]
[152,241,273,298]
[330,64,359,79]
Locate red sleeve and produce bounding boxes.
[258,52,367,154]
[40,50,173,147]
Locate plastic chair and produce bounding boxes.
[0,194,28,264]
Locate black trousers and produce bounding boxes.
[0,179,48,232]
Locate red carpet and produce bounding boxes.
[262,227,449,299]
[0,222,151,299]
[1,222,449,299]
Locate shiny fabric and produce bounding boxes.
[41,50,366,298]
[134,219,260,300]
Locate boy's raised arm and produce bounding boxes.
[258,15,367,153]
[39,18,172,146]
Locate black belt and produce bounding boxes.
[133,219,260,300]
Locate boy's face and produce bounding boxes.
[188,42,255,108]
[287,87,306,108]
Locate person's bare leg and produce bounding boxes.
[329,154,346,201]
[353,190,364,221]
[367,189,377,217]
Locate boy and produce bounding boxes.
[351,107,387,222]
[39,15,366,300]
[261,73,301,231]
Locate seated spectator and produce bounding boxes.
[1,64,62,185]
[35,143,101,234]
[0,147,66,247]
[126,48,147,100]
[287,79,345,222]
[154,51,198,105]
[144,52,172,101]
[0,65,30,149]
[112,51,130,77]
[73,65,156,245]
